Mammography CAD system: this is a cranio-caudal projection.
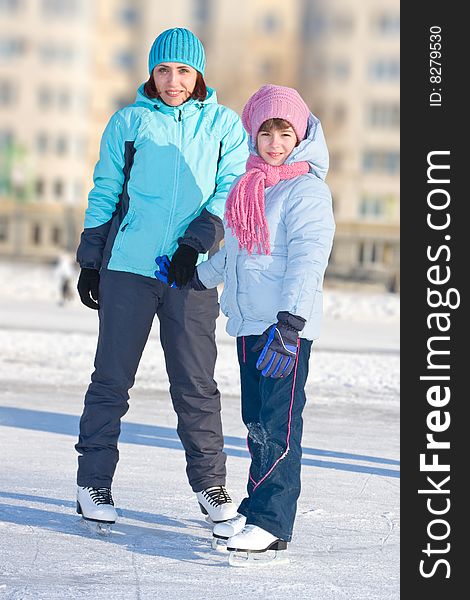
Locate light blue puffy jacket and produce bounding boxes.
[197,114,336,341]
[77,85,248,277]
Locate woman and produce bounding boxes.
[75,27,248,530]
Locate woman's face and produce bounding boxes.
[153,62,198,106]
[256,126,297,166]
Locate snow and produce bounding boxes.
[0,261,399,599]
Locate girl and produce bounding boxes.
[156,84,335,557]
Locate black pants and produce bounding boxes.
[76,268,226,492]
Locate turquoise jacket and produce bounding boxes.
[77,85,248,277]
[197,114,335,341]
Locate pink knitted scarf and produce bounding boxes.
[225,155,310,255]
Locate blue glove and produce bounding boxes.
[155,255,176,287]
[155,255,207,290]
[252,311,305,378]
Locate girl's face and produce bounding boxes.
[256,126,298,166]
[153,62,197,106]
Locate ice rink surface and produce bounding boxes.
[0,262,399,599]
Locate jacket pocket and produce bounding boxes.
[114,208,136,251]
[243,253,286,272]
[220,285,231,318]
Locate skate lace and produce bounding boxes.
[242,524,257,534]
[202,486,232,506]
[86,487,114,506]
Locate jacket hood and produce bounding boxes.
[134,83,218,112]
[248,113,329,181]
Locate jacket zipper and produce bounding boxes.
[161,108,182,250]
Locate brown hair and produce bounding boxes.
[143,71,207,102]
[258,118,300,145]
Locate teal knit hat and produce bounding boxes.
[148,28,205,75]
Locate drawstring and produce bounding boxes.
[242,336,246,363]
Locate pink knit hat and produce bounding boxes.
[242,84,310,142]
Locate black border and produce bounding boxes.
[401,2,465,595]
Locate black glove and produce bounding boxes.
[77,268,100,310]
[252,311,306,378]
[155,255,207,290]
[167,244,198,288]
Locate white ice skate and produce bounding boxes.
[226,524,289,567]
[196,486,237,524]
[76,486,117,536]
[211,513,246,551]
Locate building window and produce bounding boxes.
[303,12,353,39]
[332,14,353,34]
[32,224,42,245]
[51,226,61,245]
[35,178,45,198]
[368,59,400,81]
[314,60,350,81]
[0,128,13,149]
[367,103,400,128]
[359,196,384,219]
[58,90,71,109]
[193,0,210,27]
[114,51,136,71]
[54,179,64,198]
[41,0,80,17]
[359,194,397,220]
[332,60,350,80]
[374,14,400,35]
[0,80,16,106]
[0,216,9,242]
[0,0,22,13]
[359,241,380,266]
[0,37,26,59]
[38,87,52,109]
[56,136,67,155]
[39,44,54,63]
[261,13,280,33]
[363,150,400,175]
[117,5,139,25]
[258,59,276,78]
[39,43,75,65]
[36,133,48,154]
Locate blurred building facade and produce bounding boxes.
[0,0,399,289]
[300,0,400,290]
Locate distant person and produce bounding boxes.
[54,251,74,306]
[156,85,335,563]
[75,28,248,532]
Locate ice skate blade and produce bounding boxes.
[211,535,229,553]
[78,517,113,537]
[204,515,215,527]
[228,549,289,568]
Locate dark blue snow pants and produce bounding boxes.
[236,335,312,542]
[75,268,227,492]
